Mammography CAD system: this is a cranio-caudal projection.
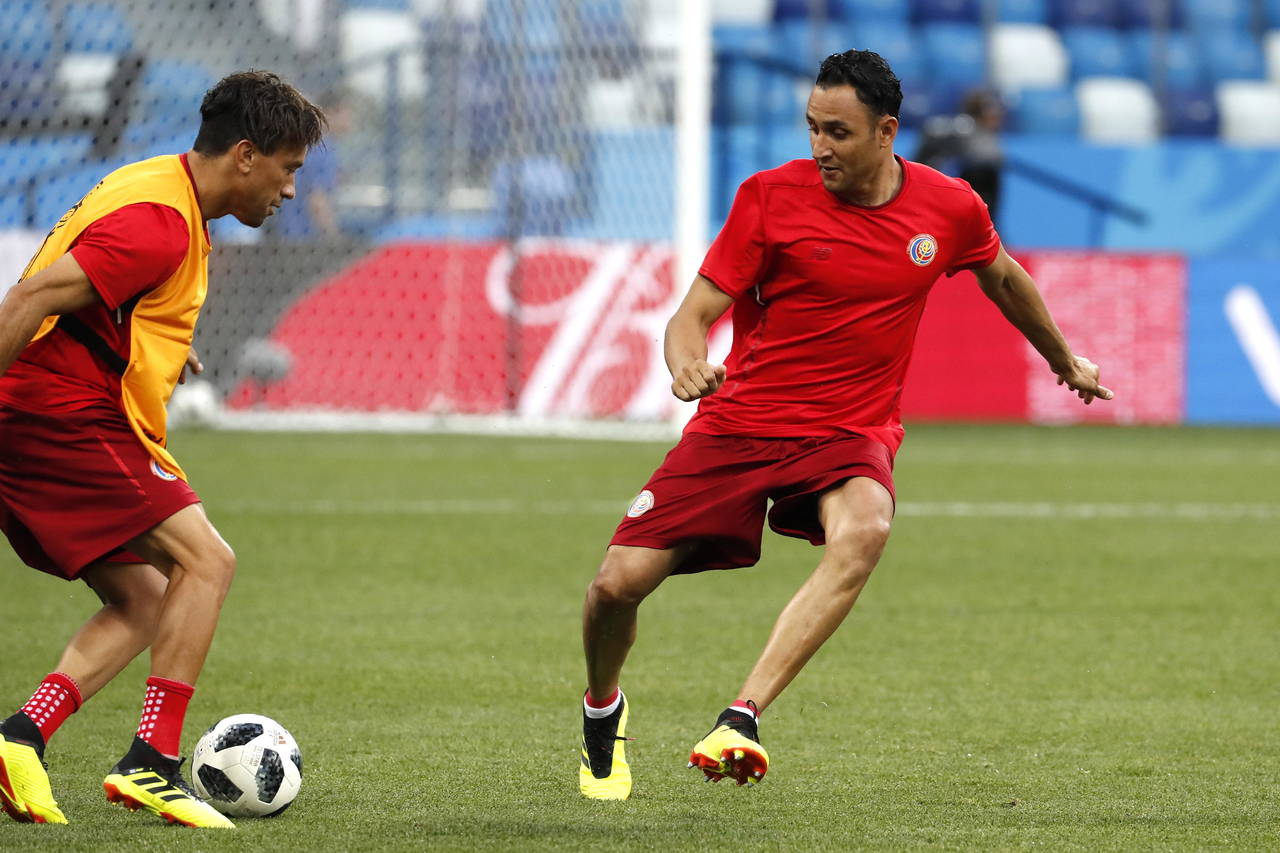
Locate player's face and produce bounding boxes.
[806,85,896,200]
[235,144,306,227]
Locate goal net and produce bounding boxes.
[0,0,710,439]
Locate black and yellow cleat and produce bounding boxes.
[0,726,67,824]
[103,737,233,829]
[579,692,632,800]
[688,706,769,787]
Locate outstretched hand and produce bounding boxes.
[1055,355,1113,405]
[671,359,727,401]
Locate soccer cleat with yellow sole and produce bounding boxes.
[103,737,233,829]
[579,692,631,800]
[687,707,769,787]
[0,732,67,824]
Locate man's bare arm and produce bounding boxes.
[665,275,735,401]
[973,245,1114,404]
[0,254,99,378]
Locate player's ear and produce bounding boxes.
[878,114,898,148]
[232,140,256,175]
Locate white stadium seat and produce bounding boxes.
[712,0,774,25]
[1076,77,1160,143]
[340,9,427,100]
[1216,80,1280,144]
[991,24,1069,90]
[1265,30,1280,84]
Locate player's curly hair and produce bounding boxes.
[815,50,903,119]
[194,70,326,156]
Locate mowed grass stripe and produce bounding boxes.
[217,497,1280,522]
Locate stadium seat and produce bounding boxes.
[771,0,813,19]
[1131,31,1204,90]
[1117,0,1183,29]
[1048,0,1119,28]
[711,0,774,25]
[1267,0,1280,28]
[136,59,213,121]
[1160,87,1219,136]
[847,21,925,82]
[1006,85,1079,134]
[715,56,805,125]
[62,2,134,53]
[991,24,1068,90]
[912,0,982,24]
[920,23,986,87]
[898,81,967,128]
[1061,27,1139,80]
[1076,77,1159,142]
[0,0,56,120]
[777,19,849,67]
[1198,30,1266,83]
[343,0,410,8]
[1216,80,1280,143]
[1182,0,1250,32]
[830,0,909,23]
[998,0,1048,25]
[1267,31,1280,82]
[340,7,425,99]
[713,23,774,56]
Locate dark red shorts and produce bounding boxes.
[610,432,895,574]
[0,402,199,580]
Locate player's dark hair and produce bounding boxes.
[193,70,326,156]
[815,50,902,120]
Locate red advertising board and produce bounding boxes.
[231,243,1186,426]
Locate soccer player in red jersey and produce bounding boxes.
[578,50,1113,799]
[0,71,324,828]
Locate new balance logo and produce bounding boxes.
[811,246,833,261]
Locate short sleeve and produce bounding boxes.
[68,203,190,310]
[947,185,1001,275]
[698,175,768,298]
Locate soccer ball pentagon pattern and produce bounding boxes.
[191,714,302,817]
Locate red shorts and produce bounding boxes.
[0,402,199,580]
[610,432,895,574]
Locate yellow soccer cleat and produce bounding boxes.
[103,737,234,829]
[579,692,631,800]
[0,733,67,824]
[688,710,769,787]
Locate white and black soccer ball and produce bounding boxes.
[191,714,302,817]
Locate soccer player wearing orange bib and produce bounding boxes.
[578,51,1114,799]
[0,71,324,828]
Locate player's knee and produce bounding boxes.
[189,541,237,598]
[825,517,892,583]
[587,561,650,609]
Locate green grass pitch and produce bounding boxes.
[1,424,1277,851]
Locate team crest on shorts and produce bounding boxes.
[907,233,938,267]
[626,489,655,518]
[149,459,178,481]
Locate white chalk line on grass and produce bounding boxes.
[219,499,1280,522]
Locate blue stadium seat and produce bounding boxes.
[1131,31,1203,90]
[1049,0,1119,28]
[1266,0,1280,28]
[777,19,850,67]
[713,24,773,57]
[1160,87,1219,136]
[137,59,214,121]
[715,58,804,126]
[912,0,982,24]
[1118,0,1183,29]
[1061,27,1139,79]
[0,135,92,223]
[342,0,410,9]
[998,0,1048,24]
[772,0,815,19]
[920,22,986,86]
[1007,86,1079,134]
[898,81,966,128]
[62,2,134,53]
[0,0,56,118]
[1182,0,1250,32]
[1198,30,1266,82]
[481,0,561,48]
[847,20,925,83]
[830,0,909,23]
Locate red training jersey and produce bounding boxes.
[687,156,1000,455]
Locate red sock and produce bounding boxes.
[584,687,619,709]
[19,672,83,743]
[135,676,194,759]
[730,699,759,719]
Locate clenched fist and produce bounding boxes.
[671,360,727,402]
